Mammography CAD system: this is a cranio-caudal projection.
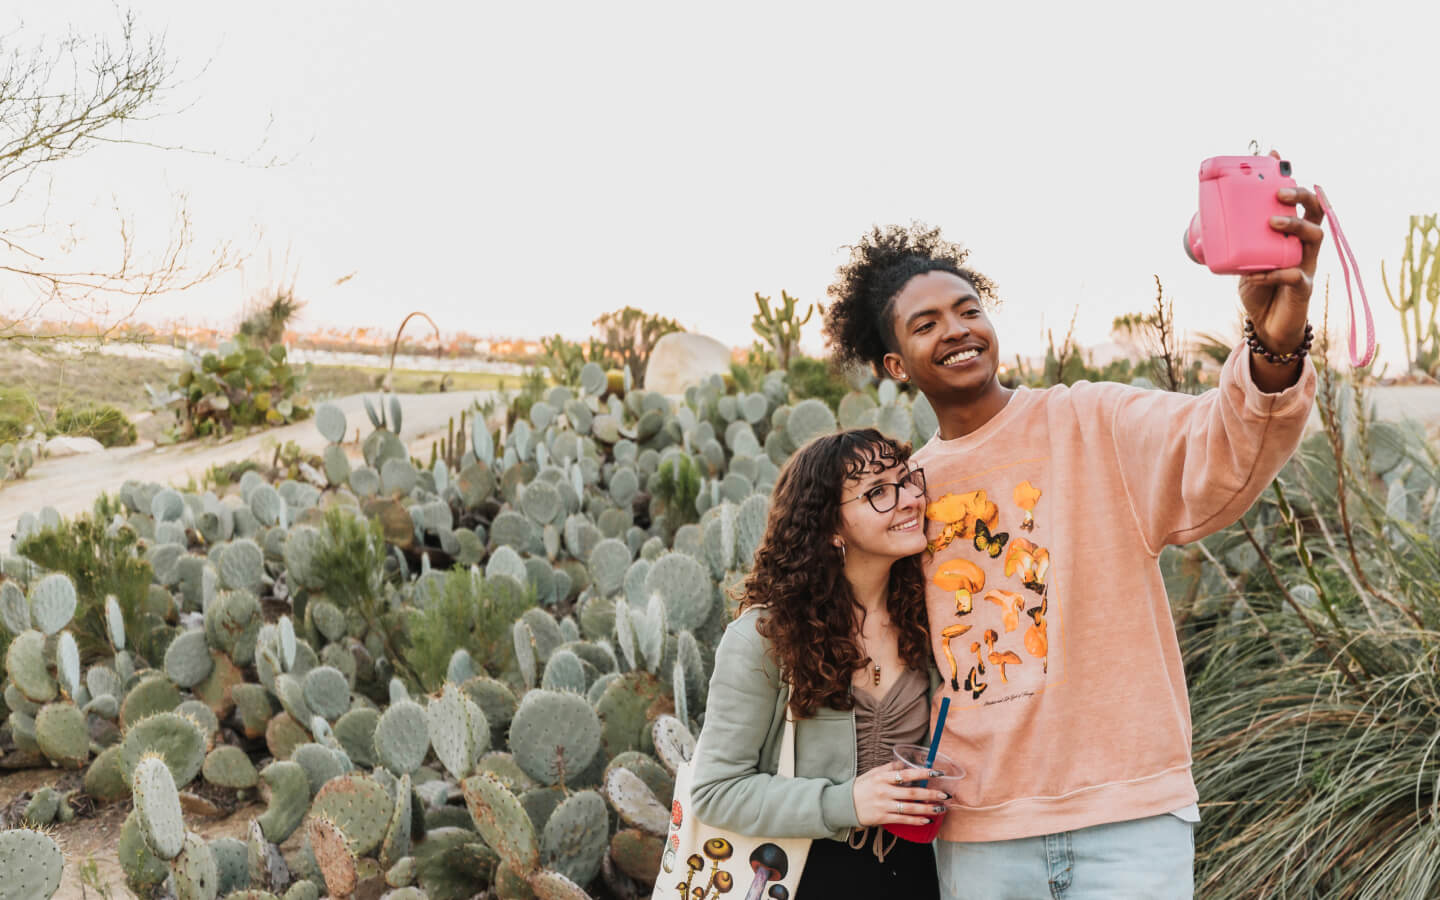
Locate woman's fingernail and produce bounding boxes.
[1271,216,1288,227]
[933,806,946,814]
[930,769,944,778]
[941,792,952,800]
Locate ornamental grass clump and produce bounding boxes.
[1179,343,1440,898]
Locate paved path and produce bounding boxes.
[1,391,495,546]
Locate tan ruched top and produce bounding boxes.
[852,667,930,774]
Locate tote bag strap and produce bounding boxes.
[778,704,798,778]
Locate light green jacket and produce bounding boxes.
[689,608,874,841]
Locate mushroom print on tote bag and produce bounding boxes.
[927,477,1055,705]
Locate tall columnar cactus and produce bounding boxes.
[1381,213,1440,375]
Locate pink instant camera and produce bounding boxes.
[1184,155,1302,274]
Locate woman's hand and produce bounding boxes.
[852,761,952,827]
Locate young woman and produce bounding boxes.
[819,185,1321,898]
[690,428,949,896]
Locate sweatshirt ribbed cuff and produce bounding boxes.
[821,779,861,832]
[1236,349,1317,418]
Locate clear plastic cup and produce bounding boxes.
[883,743,966,843]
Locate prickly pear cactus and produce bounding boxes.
[0,828,64,900]
[309,773,395,857]
[27,573,77,635]
[373,699,430,775]
[170,830,220,900]
[308,815,358,899]
[508,689,602,787]
[462,773,539,875]
[133,754,186,861]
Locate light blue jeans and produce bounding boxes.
[935,813,1195,899]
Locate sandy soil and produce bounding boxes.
[0,766,271,899]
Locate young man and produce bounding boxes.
[821,185,1322,897]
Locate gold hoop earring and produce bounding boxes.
[835,541,846,564]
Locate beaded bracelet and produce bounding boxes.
[1244,319,1313,366]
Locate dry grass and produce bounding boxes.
[0,344,519,444]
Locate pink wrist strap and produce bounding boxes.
[1313,185,1376,368]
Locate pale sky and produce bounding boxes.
[3,0,1436,372]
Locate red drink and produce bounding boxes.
[885,812,946,843]
[883,743,966,844]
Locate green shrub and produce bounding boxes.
[0,387,38,442]
[52,403,137,447]
[405,568,534,691]
[15,513,157,661]
[786,355,849,410]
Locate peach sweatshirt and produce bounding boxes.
[913,348,1316,843]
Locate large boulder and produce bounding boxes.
[43,436,104,458]
[644,333,732,395]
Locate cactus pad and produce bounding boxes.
[55,630,80,698]
[540,789,608,886]
[374,699,430,775]
[609,828,664,883]
[257,760,311,844]
[308,816,358,898]
[311,773,395,857]
[602,765,669,835]
[0,580,29,634]
[119,674,182,730]
[644,552,712,632]
[427,682,484,781]
[170,830,220,900]
[508,689,601,787]
[203,745,259,789]
[462,773,540,874]
[302,666,351,722]
[121,710,207,789]
[34,702,89,768]
[133,753,186,860]
[0,828,64,900]
[164,629,215,688]
[292,742,346,796]
[334,707,381,769]
[6,630,55,703]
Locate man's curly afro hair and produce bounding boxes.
[822,222,998,374]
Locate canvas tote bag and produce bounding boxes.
[656,709,813,900]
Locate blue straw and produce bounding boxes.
[925,697,950,771]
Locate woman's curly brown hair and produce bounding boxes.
[737,428,931,718]
[822,222,1000,375]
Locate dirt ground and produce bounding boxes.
[0,766,272,899]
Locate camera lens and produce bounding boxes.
[1279,161,1292,176]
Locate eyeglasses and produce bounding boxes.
[840,467,927,514]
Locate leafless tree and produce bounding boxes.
[0,11,244,344]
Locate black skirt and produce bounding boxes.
[795,828,940,897]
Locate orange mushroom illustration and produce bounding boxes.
[1004,538,1051,594]
[988,648,1023,683]
[926,490,1000,553]
[1025,595,1049,671]
[984,590,1026,632]
[939,623,973,690]
[934,558,986,616]
[1014,481,1042,531]
[968,640,986,676]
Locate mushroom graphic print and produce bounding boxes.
[925,473,1062,707]
[933,558,985,616]
[742,844,789,900]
